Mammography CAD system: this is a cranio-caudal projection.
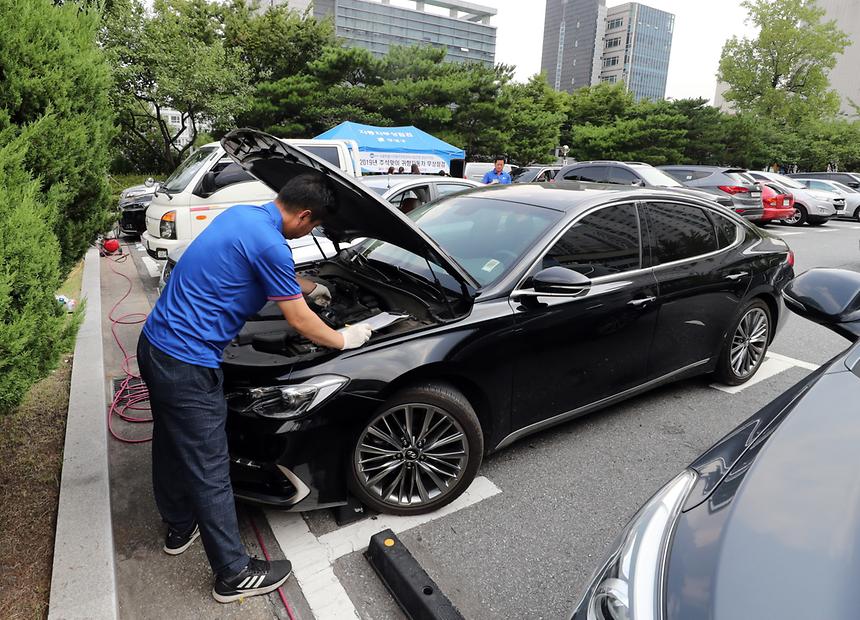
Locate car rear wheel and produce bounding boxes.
[854,207,860,222]
[349,384,483,515]
[714,300,772,386]
[782,205,807,226]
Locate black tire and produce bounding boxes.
[854,207,860,222]
[782,204,807,226]
[348,383,483,516]
[714,299,772,386]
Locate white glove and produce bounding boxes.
[307,283,332,307]
[339,323,372,350]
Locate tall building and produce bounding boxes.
[598,2,674,101]
[283,0,497,67]
[817,0,860,116]
[540,0,607,93]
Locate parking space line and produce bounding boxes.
[265,476,501,618]
[765,351,820,371]
[710,352,820,394]
[776,231,802,236]
[140,256,162,278]
[813,228,839,232]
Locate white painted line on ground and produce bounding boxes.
[777,231,802,236]
[765,351,821,371]
[317,476,501,560]
[710,351,820,394]
[266,476,501,619]
[135,243,145,252]
[140,255,161,279]
[813,228,839,232]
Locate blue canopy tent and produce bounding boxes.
[314,121,465,174]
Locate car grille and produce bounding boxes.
[834,198,846,210]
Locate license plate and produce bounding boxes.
[782,199,790,206]
[750,192,760,199]
[156,248,168,259]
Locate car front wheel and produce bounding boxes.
[349,384,483,515]
[715,300,772,386]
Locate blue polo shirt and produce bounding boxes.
[482,169,512,185]
[143,201,302,368]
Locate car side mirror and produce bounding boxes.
[532,266,592,295]
[144,177,155,187]
[198,171,217,196]
[784,269,860,342]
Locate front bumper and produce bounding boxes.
[759,206,796,222]
[226,391,381,511]
[141,231,182,260]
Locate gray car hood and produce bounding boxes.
[221,129,477,294]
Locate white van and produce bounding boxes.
[141,139,361,260]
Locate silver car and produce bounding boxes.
[746,171,839,226]
[793,178,860,221]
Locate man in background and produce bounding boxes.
[482,157,511,185]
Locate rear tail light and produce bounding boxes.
[160,210,176,240]
[719,185,750,195]
[787,249,795,267]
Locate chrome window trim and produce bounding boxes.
[511,199,648,294]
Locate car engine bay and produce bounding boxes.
[228,265,439,360]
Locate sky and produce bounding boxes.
[490,0,757,103]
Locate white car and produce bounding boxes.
[793,178,860,221]
[746,171,840,226]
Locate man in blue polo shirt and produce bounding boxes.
[137,174,372,603]
[482,157,512,185]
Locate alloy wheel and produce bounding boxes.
[730,307,769,378]
[354,403,469,508]
[782,209,801,225]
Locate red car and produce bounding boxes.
[758,183,795,224]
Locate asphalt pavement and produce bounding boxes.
[113,218,860,620]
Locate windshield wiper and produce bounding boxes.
[153,185,173,201]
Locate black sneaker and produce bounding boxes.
[212,557,292,603]
[163,523,200,555]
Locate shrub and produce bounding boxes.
[0,125,81,415]
[0,0,115,275]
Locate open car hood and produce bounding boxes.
[221,129,476,295]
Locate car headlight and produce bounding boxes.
[572,470,697,620]
[159,210,176,239]
[241,375,348,420]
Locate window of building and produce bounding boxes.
[603,56,619,68]
[607,17,623,29]
[606,37,622,49]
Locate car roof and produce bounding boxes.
[460,182,721,214]
[360,175,473,187]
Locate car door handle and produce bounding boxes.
[628,296,656,307]
[725,272,749,281]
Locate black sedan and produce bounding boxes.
[218,129,794,516]
[571,268,860,620]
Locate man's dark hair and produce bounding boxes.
[277,173,338,221]
[494,156,506,164]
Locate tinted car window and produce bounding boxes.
[435,183,474,197]
[563,166,608,183]
[607,167,641,185]
[809,180,831,191]
[301,145,340,167]
[542,204,641,277]
[207,159,255,192]
[389,185,431,213]
[646,202,718,264]
[708,211,738,249]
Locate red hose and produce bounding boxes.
[249,514,298,620]
[103,245,153,443]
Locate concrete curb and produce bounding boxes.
[48,247,118,620]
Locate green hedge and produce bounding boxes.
[0,0,110,413]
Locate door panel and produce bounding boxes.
[510,203,658,431]
[644,203,753,379]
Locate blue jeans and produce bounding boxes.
[136,333,249,578]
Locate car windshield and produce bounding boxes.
[631,166,683,187]
[511,167,540,182]
[162,147,217,193]
[830,181,857,193]
[356,196,563,289]
[766,173,806,190]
